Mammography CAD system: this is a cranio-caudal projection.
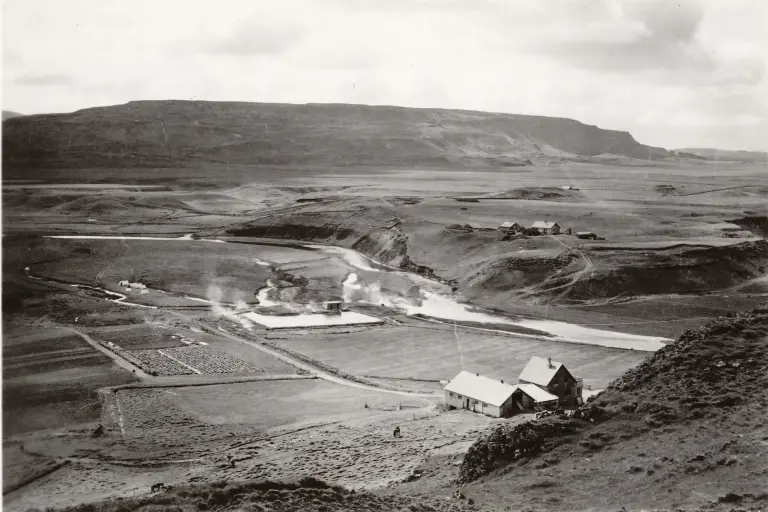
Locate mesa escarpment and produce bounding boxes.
[2,100,670,171]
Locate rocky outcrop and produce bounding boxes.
[591,304,768,422]
[458,419,582,483]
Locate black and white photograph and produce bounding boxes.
[2,1,767,511]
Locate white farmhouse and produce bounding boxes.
[444,371,558,417]
[531,221,561,235]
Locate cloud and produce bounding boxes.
[196,22,303,56]
[539,1,708,70]
[13,72,71,86]
[534,0,764,87]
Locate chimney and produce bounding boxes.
[501,379,504,384]
[476,372,479,377]
[548,357,553,368]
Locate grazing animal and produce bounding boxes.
[393,426,401,438]
[151,483,165,493]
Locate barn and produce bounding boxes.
[498,221,523,234]
[444,371,558,417]
[531,221,561,235]
[518,356,583,406]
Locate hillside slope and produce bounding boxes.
[451,305,768,511]
[2,100,670,170]
[676,147,768,163]
[2,110,24,121]
[46,477,467,512]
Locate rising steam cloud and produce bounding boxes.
[206,283,253,329]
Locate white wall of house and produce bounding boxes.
[444,390,502,417]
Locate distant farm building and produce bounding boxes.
[447,223,474,232]
[323,301,343,312]
[531,221,561,235]
[561,185,579,191]
[498,221,523,234]
[576,232,597,240]
[444,371,558,417]
[518,356,583,406]
[119,280,148,292]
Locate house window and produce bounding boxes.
[482,403,487,407]
[457,395,462,399]
[449,392,454,397]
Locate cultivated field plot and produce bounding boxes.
[90,325,188,350]
[2,328,138,436]
[173,378,434,431]
[270,324,650,389]
[126,345,265,376]
[162,345,264,374]
[128,349,194,376]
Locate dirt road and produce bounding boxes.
[546,235,595,302]
[66,327,150,378]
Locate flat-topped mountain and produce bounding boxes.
[2,100,670,170]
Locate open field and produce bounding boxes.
[2,327,139,436]
[268,323,648,389]
[172,378,433,430]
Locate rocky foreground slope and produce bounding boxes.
[2,100,670,170]
[40,477,468,512]
[451,304,768,511]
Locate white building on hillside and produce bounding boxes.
[498,221,523,234]
[531,221,561,235]
[444,371,558,417]
[519,356,583,405]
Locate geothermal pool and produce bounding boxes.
[42,235,672,350]
[241,311,384,329]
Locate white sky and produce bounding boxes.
[3,0,767,151]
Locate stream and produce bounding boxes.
[43,235,670,351]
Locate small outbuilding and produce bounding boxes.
[518,356,583,405]
[498,221,523,234]
[576,232,597,240]
[323,301,343,311]
[531,221,561,235]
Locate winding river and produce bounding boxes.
[43,235,670,351]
